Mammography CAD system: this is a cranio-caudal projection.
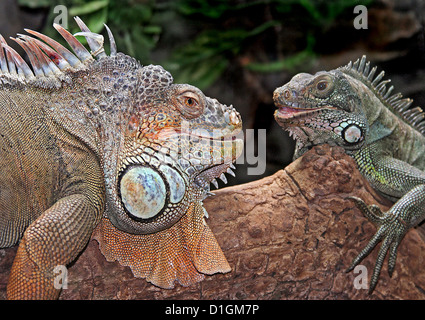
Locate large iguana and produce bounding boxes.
[0,17,242,299]
[273,56,425,293]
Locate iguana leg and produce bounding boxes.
[6,194,100,299]
[347,184,425,293]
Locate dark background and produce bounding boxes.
[1,0,424,186]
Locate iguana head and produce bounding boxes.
[114,65,243,234]
[99,60,243,288]
[2,17,243,289]
[273,67,368,159]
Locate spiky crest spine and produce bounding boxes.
[339,55,425,135]
[0,17,117,90]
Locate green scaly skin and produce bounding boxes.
[273,56,425,293]
[0,18,242,299]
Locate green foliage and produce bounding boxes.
[18,0,162,63]
[246,34,317,73]
[18,0,52,7]
[167,0,374,88]
[17,0,374,90]
[177,0,268,18]
[165,20,279,88]
[276,0,372,27]
[68,0,108,33]
[105,0,162,61]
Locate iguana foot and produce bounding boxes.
[346,196,408,293]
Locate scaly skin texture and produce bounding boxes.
[0,18,242,299]
[273,56,425,293]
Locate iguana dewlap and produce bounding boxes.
[273,56,425,293]
[0,17,242,299]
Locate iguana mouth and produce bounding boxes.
[193,162,238,195]
[187,132,240,142]
[193,133,243,191]
[155,127,241,143]
[274,103,337,120]
[187,122,242,141]
[275,106,320,119]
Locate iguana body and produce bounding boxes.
[273,56,425,292]
[0,18,242,299]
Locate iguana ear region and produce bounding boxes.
[118,164,186,224]
[92,202,230,289]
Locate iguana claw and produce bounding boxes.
[346,196,385,224]
[346,196,408,293]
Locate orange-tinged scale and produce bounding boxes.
[92,202,230,289]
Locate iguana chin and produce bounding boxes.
[0,17,243,299]
[273,56,425,293]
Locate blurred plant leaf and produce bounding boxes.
[166,20,279,88]
[171,55,228,89]
[17,0,50,7]
[69,0,109,16]
[177,0,270,18]
[246,33,316,72]
[277,0,373,26]
[86,7,108,33]
[28,0,372,91]
[246,50,316,73]
[177,0,234,18]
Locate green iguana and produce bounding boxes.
[0,17,242,299]
[273,56,425,293]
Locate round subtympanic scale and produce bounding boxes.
[159,165,185,203]
[120,166,166,219]
[343,124,362,143]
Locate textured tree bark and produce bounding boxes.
[1,144,425,299]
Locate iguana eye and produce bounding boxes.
[313,75,334,97]
[317,81,328,91]
[185,97,198,108]
[176,87,205,119]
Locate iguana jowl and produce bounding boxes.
[0,18,243,299]
[273,56,425,293]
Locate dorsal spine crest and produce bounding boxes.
[339,55,425,135]
[0,16,116,90]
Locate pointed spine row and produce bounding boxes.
[0,16,117,83]
[341,55,425,135]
